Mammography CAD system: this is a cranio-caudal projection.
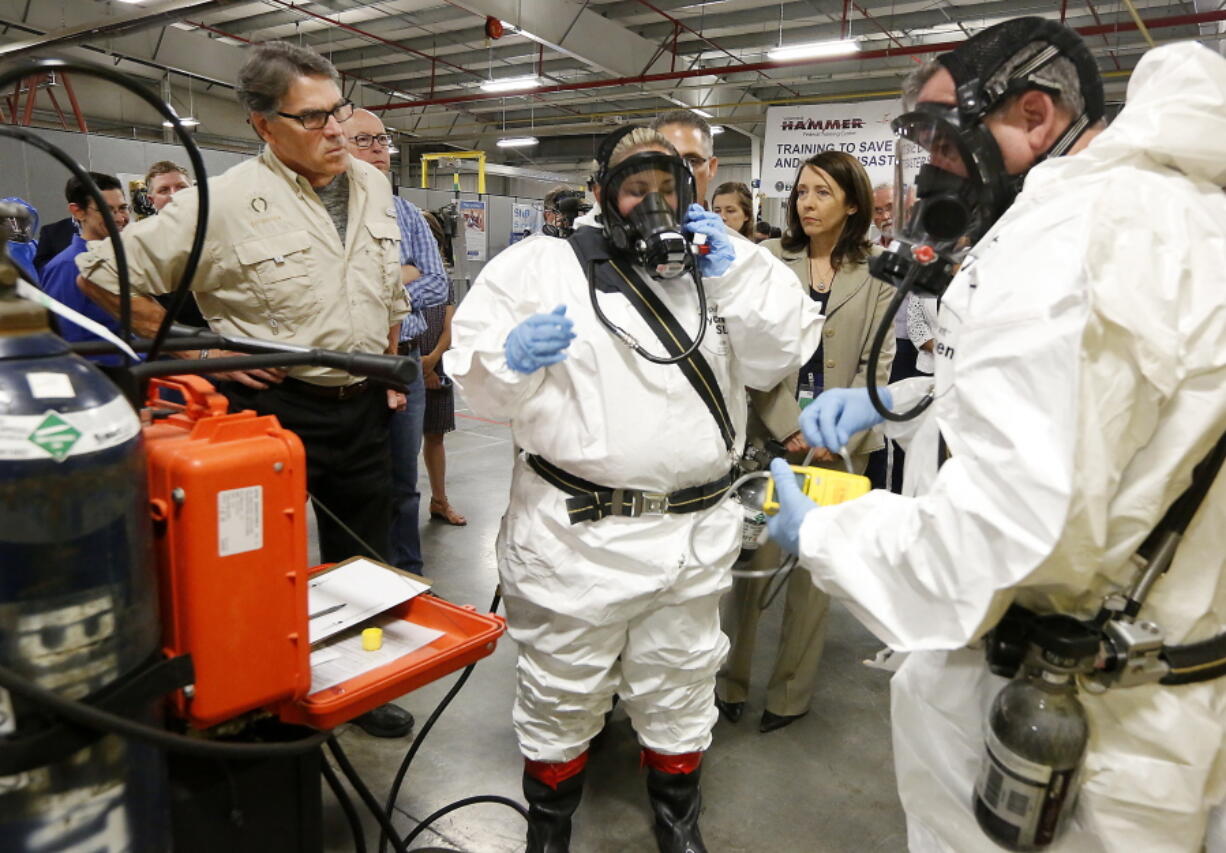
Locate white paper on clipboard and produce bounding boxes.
[308,558,431,644]
[308,613,444,693]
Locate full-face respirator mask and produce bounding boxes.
[542,189,592,239]
[598,148,697,280]
[577,126,709,366]
[865,16,1105,422]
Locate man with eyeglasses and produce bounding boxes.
[649,110,720,214]
[75,42,414,725]
[345,107,448,580]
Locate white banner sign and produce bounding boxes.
[761,101,901,198]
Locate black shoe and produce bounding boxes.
[714,696,744,724]
[759,709,807,733]
[646,765,707,853]
[524,767,585,853]
[353,704,415,738]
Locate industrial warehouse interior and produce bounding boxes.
[1,1,1225,852]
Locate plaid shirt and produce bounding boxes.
[394,195,448,341]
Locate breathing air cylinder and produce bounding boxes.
[733,476,769,565]
[0,272,167,849]
[973,615,1097,851]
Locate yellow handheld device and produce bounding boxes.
[763,465,871,514]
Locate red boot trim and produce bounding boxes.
[524,752,589,791]
[640,748,703,775]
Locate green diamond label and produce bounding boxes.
[27,412,82,462]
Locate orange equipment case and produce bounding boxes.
[144,376,312,729]
[144,376,506,732]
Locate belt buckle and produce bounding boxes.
[640,492,669,515]
[337,381,365,400]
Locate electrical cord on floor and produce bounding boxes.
[326,736,411,853]
[0,661,330,760]
[373,587,529,853]
[322,757,367,853]
[401,796,530,849]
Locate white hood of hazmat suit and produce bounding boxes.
[793,42,1226,852]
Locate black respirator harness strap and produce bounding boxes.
[1145,429,1226,684]
[567,228,735,453]
[987,429,1226,687]
[525,453,734,524]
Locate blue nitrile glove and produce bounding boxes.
[504,305,575,374]
[767,458,818,556]
[682,203,735,278]
[799,387,892,453]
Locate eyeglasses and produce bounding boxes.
[275,99,355,130]
[682,154,709,171]
[349,132,394,149]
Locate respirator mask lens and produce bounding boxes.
[892,109,983,248]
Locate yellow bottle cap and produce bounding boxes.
[361,627,383,651]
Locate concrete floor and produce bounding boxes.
[317,398,908,853]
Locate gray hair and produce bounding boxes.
[987,40,1086,117]
[901,60,944,111]
[902,42,1085,117]
[236,41,341,115]
[649,109,713,156]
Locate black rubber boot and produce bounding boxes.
[646,766,708,853]
[523,766,585,853]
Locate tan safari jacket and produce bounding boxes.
[77,146,409,385]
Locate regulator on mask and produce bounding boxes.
[865,17,1105,422]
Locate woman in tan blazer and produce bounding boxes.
[717,151,895,732]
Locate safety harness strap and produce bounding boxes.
[526,453,733,525]
[567,227,736,452]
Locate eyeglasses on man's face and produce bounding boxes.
[348,132,394,149]
[682,154,709,171]
[276,99,355,130]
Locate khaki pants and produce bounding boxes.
[715,538,831,716]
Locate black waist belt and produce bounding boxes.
[526,454,733,524]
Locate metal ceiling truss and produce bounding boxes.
[0,0,1221,157]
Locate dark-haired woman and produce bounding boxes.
[711,181,753,239]
[716,151,895,733]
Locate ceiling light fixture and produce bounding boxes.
[481,76,541,93]
[388,90,416,101]
[767,38,859,61]
[692,108,714,119]
[497,136,539,148]
[162,116,200,128]
[710,125,724,135]
[169,22,197,31]
[214,35,245,47]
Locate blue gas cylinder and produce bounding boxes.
[0,287,167,850]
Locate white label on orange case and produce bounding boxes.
[218,485,263,557]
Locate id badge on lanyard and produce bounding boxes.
[798,372,818,409]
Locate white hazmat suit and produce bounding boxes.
[447,219,822,762]
[792,42,1226,852]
